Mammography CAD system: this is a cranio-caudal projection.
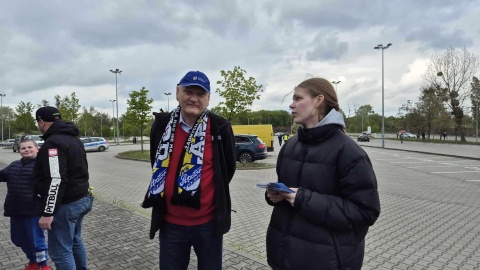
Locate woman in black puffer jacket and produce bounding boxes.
[265,78,381,270]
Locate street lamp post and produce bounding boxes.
[475,101,478,143]
[100,108,105,138]
[109,99,116,142]
[331,81,341,93]
[164,92,172,112]
[110,69,122,145]
[0,94,5,141]
[361,111,374,134]
[406,99,411,132]
[8,112,11,139]
[374,43,392,148]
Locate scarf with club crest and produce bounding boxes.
[148,107,209,209]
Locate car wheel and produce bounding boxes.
[238,151,254,163]
[98,146,106,152]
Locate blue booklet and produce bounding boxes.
[256,182,295,193]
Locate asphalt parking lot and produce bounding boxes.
[1,138,480,269]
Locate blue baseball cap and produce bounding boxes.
[178,71,210,93]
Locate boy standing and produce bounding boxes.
[0,139,51,270]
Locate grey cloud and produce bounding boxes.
[404,26,473,49]
[306,34,349,61]
[268,0,474,31]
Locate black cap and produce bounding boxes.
[35,106,62,122]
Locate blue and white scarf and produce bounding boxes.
[148,107,208,209]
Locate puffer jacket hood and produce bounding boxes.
[297,109,345,145]
[317,108,345,128]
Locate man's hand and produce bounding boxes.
[39,216,54,230]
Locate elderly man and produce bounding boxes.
[142,71,236,270]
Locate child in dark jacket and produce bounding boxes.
[0,139,51,270]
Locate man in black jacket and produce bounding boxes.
[34,106,93,270]
[142,71,236,270]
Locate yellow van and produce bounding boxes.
[231,124,274,151]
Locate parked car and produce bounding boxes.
[13,135,44,152]
[357,135,370,142]
[80,137,109,152]
[234,134,267,163]
[403,133,417,138]
[362,131,372,135]
[0,139,15,146]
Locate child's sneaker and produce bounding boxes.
[38,265,52,270]
[24,262,38,270]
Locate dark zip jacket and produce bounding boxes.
[266,122,380,270]
[34,120,89,217]
[1,158,43,217]
[142,111,236,239]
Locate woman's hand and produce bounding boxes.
[280,187,298,206]
[267,187,298,206]
[266,189,285,203]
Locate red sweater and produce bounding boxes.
[163,122,215,226]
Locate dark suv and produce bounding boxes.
[234,134,267,163]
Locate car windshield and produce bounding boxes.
[256,137,264,144]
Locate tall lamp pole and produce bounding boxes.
[109,99,116,143]
[406,99,411,132]
[477,99,479,143]
[110,69,122,145]
[0,94,5,141]
[100,108,105,138]
[374,43,392,148]
[331,81,341,93]
[164,92,172,112]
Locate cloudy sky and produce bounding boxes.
[1,0,479,118]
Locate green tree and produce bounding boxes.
[38,99,50,107]
[417,84,449,138]
[425,46,480,141]
[55,92,81,122]
[215,66,263,121]
[12,101,37,134]
[124,87,153,152]
[356,104,374,132]
[0,106,15,139]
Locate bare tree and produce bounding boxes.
[424,46,480,141]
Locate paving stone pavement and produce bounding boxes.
[0,186,271,270]
[1,139,480,269]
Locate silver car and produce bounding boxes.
[0,139,15,146]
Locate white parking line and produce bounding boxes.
[432,171,480,174]
[390,161,433,164]
[408,164,479,168]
